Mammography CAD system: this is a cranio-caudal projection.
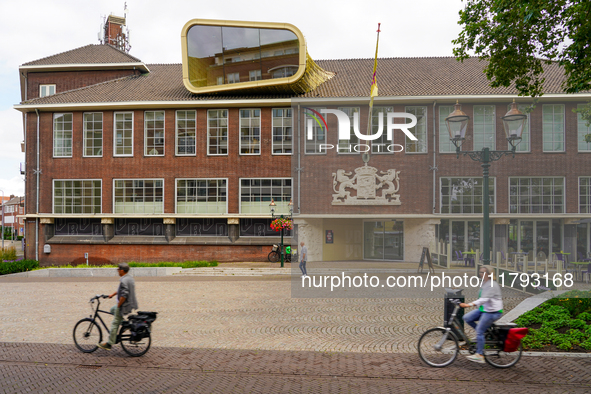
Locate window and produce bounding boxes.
[115,218,164,236]
[272,108,292,154]
[40,84,55,97]
[371,106,393,154]
[439,106,456,153]
[217,76,223,85]
[240,109,261,154]
[176,218,228,236]
[580,177,591,213]
[53,113,73,157]
[249,70,262,81]
[145,111,165,156]
[113,179,164,214]
[542,105,564,152]
[114,112,133,156]
[55,218,102,236]
[337,107,360,154]
[440,178,495,214]
[508,103,530,152]
[176,179,227,214]
[176,110,196,155]
[240,218,291,237]
[207,110,228,155]
[271,66,297,78]
[473,105,495,151]
[227,73,240,83]
[405,106,427,153]
[53,180,101,214]
[240,178,292,214]
[305,107,326,154]
[577,104,591,152]
[83,112,103,157]
[509,177,564,214]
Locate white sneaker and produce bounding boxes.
[466,354,485,364]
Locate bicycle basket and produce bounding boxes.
[272,244,278,252]
[503,327,528,352]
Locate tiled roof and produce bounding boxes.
[21,44,143,66]
[21,56,572,105]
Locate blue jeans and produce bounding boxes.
[299,261,307,276]
[463,309,502,355]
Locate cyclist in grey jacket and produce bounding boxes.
[99,263,138,350]
[460,265,503,363]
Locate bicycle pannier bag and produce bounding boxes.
[503,327,528,352]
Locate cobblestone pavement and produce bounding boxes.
[0,275,585,393]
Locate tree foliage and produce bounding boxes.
[453,0,591,100]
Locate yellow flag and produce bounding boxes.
[370,23,381,99]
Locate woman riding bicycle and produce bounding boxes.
[459,265,503,364]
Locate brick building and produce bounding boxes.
[2,196,25,238]
[14,18,591,266]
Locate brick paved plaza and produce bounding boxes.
[1,274,589,393]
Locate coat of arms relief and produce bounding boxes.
[332,164,401,205]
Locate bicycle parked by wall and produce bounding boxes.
[417,296,527,368]
[73,294,157,357]
[268,244,296,263]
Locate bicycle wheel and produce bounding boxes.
[418,328,459,367]
[484,343,522,368]
[268,251,280,263]
[73,318,102,353]
[120,326,151,357]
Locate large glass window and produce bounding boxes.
[240,109,261,154]
[363,220,404,260]
[53,180,101,214]
[439,106,456,153]
[509,177,564,214]
[55,218,102,236]
[371,106,394,154]
[542,105,564,152]
[473,105,495,150]
[580,177,591,213]
[577,104,591,152]
[337,107,360,154]
[114,179,164,214]
[304,107,326,154]
[176,218,229,236]
[115,218,164,236]
[145,111,165,156]
[83,112,103,157]
[114,112,133,156]
[176,110,196,155]
[53,113,73,157]
[240,178,291,214]
[405,106,427,153]
[440,177,495,214]
[207,109,228,155]
[176,179,227,214]
[272,108,292,154]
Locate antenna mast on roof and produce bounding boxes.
[98,3,131,53]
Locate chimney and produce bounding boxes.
[103,14,129,52]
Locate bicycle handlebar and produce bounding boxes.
[89,294,109,302]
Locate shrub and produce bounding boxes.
[0,259,39,275]
[1,246,18,261]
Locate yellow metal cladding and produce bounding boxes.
[181,19,333,94]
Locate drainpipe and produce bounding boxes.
[35,109,40,261]
[297,104,301,215]
[431,101,437,214]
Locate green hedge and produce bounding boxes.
[0,259,39,275]
[515,290,591,351]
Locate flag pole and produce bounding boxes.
[363,23,381,164]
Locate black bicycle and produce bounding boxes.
[73,294,157,357]
[418,297,523,368]
[268,244,296,263]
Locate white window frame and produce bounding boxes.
[175,178,228,214]
[439,105,457,153]
[304,107,327,155]
[113,112,134,157]
[370,106,394,154]
[176,110,197,156]
[227,72,240,83]
[52,179,102,214]
[83,112,103,157]
[249,70,262,81]
[440,177,496,214]
[239,177,293,214]
[144,110,165,156]
[40,84,56,97]
[579,177,591,214]
[113,178,165,214]
[337,107,360,154]
[405,106,428,154]
[207,109,229,156]
[272,108,293,155]
[542,104,565,152]
[508,177,565,214]
[239,109,261,155]
[472,105,496,151]
[53,113,73,158]
[577,104,591,152]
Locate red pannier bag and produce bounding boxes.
[504,327,529,352]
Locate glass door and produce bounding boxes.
[363,220,404,260]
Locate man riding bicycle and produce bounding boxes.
[459,265,503,364]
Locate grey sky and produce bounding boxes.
[0,0,465,196]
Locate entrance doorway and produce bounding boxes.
[363,220,404,260]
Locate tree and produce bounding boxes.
[453,0,591,123]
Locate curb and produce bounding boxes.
[5,267,182,278]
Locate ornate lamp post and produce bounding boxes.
[269,199,293,268]
[446,100,527,265]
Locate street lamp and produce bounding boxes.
[446,100,527,266]
[269,198,294,268]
